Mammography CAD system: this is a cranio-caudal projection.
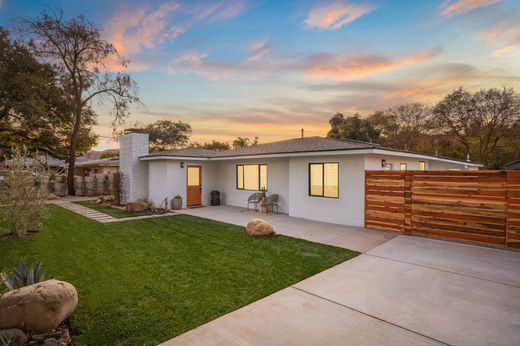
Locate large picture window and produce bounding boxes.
[309,163,339,198]
[236,164,267,191]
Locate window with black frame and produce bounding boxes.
[236,164,267,191]
[309,162,339,198]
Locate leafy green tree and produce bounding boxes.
[232,136,259,148]
[192,140,230,151]
[327,113,379,142]
[22,12,139,195]
[0,28,96,158]
[432,87,520,167]
[144,120,192,152]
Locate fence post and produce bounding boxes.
[403,171,413,235]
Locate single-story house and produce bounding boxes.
[119,132,481,227]
[505,160,520,170]
[74,157,119,176]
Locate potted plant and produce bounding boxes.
[172,195,182,210]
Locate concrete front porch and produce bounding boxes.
[178,205,397,253]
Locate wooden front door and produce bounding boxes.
[186,165,202,206]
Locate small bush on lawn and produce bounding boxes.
[0,147,47,238]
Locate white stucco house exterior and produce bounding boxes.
[119,131,481,227]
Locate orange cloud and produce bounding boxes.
[439,0,500,17]
[304,47,442,81]
[105,2,184,56]
[304,1,375,30]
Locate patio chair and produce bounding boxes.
[265,194,279,214]
[247,192,263,211]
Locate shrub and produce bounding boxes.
[97,194,105,203]
[1,260,49,291]
[0,147,47,238]
[105,194,115,202]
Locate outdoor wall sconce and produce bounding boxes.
[180,162,184,168]
[381,159,386,168]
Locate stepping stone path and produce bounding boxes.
[50,200,119,223]
[49,198,176,223]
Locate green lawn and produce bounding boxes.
[0,205,358,345]
[73,200,158,218]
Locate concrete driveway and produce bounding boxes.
[164,207,520,346]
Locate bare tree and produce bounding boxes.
[379,103,431,151]
[21,11,139,195]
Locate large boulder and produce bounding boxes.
[0,279,78,333]
[126,200,148,213]
[246,218,275,236]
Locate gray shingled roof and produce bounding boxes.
[145,147,222,158]
[142,137,377,158]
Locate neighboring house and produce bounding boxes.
[505,160,520,170]
[119,132,481,227]
[74,157,119,176]
[2,155,66,172]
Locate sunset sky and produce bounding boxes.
[1,0,520,150]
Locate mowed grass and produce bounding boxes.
[72,200,158,218]
[0,205,358,345]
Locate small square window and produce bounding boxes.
[400,163,407,171]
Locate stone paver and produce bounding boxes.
[164,207,520,346]
[50,198,177,223]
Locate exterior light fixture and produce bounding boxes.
[180,162,184,168]
[381,159,386,168]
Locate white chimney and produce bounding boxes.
[119,131,149,203]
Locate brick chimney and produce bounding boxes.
[119,131,149,203]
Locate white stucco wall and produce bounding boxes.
[364,154,430,170]
[215,158,290,213]
[144,151,476,226]
[147,160,219,209]
[288,155,366,227]
[364,154,471,170]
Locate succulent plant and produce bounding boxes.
[1,260,50,291]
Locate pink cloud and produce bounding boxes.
[304,47,442,80]
[304,1,375,30]
[439,0,500,18]
[247,38,273,62]
[105,2,184,56]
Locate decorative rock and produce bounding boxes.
[0,279,78,333]
[246,218,275,236]
[126,200,148,213]
[46,193,59,200]
[0,328,28,346]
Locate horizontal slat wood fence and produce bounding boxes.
[365,170,520,248]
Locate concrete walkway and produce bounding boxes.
[164,207,520,346]
[50,198,177,223]
[179,206,396,252]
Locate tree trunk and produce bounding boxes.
[67,104,82,196]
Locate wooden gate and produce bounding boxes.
[365,170,520,248]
